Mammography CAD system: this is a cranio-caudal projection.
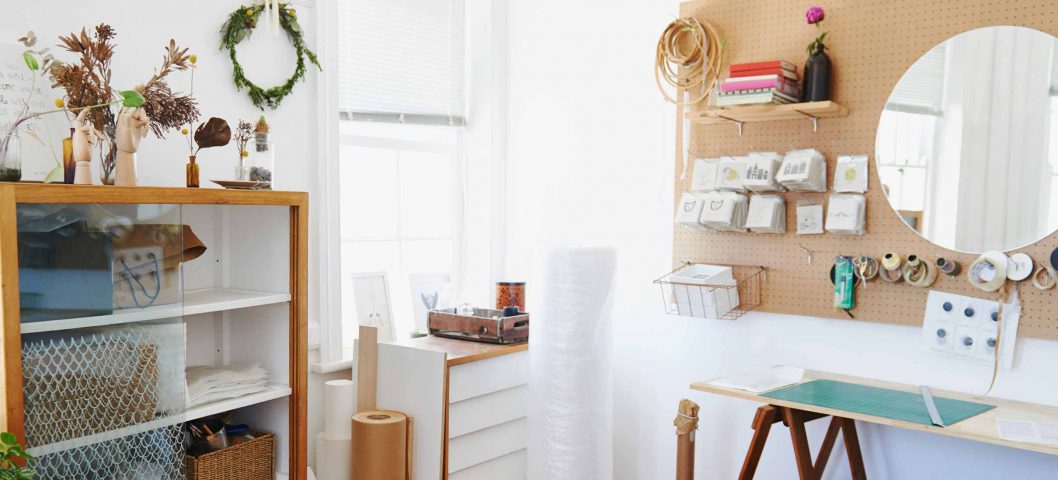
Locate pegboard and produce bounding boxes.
[674,0,1058,340]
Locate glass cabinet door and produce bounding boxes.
[16,203,188,479]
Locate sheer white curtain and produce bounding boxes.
[934,28,1054,252]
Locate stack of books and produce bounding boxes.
[717,60,800,107]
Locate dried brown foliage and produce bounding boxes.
[50,24,116,130]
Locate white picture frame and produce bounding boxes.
[351,272,396,343]
[408,273,450,334]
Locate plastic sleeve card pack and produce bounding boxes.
[745,195,786,233]
[777,148,827,192]
[674,192,708,230]
[833,155,869,193]
[825,193,867,235]
[691,158,720,192]
[717,156,748,192]
[698,191,749,231]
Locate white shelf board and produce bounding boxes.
[27,383,292,457]
[20,288,291,334]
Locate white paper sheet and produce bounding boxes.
[708,365,805,393]
[997,419,1058,446]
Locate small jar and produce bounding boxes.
[0,133,22,182]
[495,282,526,312]
[249,139,274,189]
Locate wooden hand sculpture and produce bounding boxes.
[114,105,150,186]
[71,109,98,185]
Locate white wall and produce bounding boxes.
[504,1,1058,479]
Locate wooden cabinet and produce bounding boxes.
[377,336,528,480]
[0,184,308,479]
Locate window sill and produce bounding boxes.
[311,354,355,374]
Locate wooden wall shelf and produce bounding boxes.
[690,101,848,133]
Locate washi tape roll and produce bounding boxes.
[968,251,1008,292]
[1006,253,1033,282]
[881,253,902,271]
[935,256,960,276]
[904,255,937,287]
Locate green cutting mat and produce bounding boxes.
[761,379,995,426]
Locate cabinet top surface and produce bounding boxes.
[0,183,307,206]
[390,335,527,366]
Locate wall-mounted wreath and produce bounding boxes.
[221,3,321,110]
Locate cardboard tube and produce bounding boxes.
[674,399,700,480]
[350,410,410,480]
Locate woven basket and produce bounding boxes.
[185,432,275,480]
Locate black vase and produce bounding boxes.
[801,43,832,102]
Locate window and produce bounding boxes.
[337,121,462,349]
[323,0,494,360]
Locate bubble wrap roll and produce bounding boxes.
[528,246,617,480]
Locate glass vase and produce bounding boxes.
[249,139,275,189]
[0,132,21,182]
[99,127,117,185]
[63,127,75,184]
[235,154,250,181]
[186,155,199,188]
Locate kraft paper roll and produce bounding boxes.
[315,432,351,480]
[350,410,410,480]
[323,379,356,437]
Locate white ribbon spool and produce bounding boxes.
[1006,252,1033,282]
[968,251,1008,292]
[1032,261,1057,290]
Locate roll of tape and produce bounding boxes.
[935,256,961,276]
[904,255,937,287]
[1032,262,1057,290]
[1051,246,1058,271]
[1007,252,1033,282]
[882,253,902,271]
[968,251,1008,292]
[879,266,903,283]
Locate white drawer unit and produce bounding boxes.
[377,336,528,480]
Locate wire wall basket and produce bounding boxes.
[654,263,767,320]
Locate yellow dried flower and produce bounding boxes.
[54,98,64,108]
[241,150,249,157]
[288,9,296,17]
[189,54,198,65]
[181,128,189,135]
[246,8,254,16]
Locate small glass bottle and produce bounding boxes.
[62,127,74,184]
[0,133,21,182]
[249,116,274,189]
[186,155,200,188]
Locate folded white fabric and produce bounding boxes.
[698,191,748,231]
[746,195,786,233]
[186,363,270,408]
[825,193,867,235]
[742,152,785,192]
[778,148,828,192]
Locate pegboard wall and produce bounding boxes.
[674,0,1058,340]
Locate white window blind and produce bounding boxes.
[887,44,947,115]
[337,0,466,125]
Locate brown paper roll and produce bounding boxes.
[350,410,410,480]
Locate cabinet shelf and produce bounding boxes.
[689,100,848,130]
[20,288,291,334]
[27,383,292,457]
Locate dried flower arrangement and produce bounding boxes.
[49,24,199,183]
[233,119,254,177]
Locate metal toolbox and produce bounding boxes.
[428,308,529,344]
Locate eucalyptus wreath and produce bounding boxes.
[221,4,321,110]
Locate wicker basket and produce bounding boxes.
[185,432,276,480]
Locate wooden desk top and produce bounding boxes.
[691,369,1058,457]
[390,335,527,367]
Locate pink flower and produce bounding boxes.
[805,6,825,24]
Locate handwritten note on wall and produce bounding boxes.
[0,42,66,181]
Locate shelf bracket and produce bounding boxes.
[792,109,820,133]
[715,114,744,136]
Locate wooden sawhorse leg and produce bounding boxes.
[738,405,867,480]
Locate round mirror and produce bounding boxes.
[876,26,1058,253]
